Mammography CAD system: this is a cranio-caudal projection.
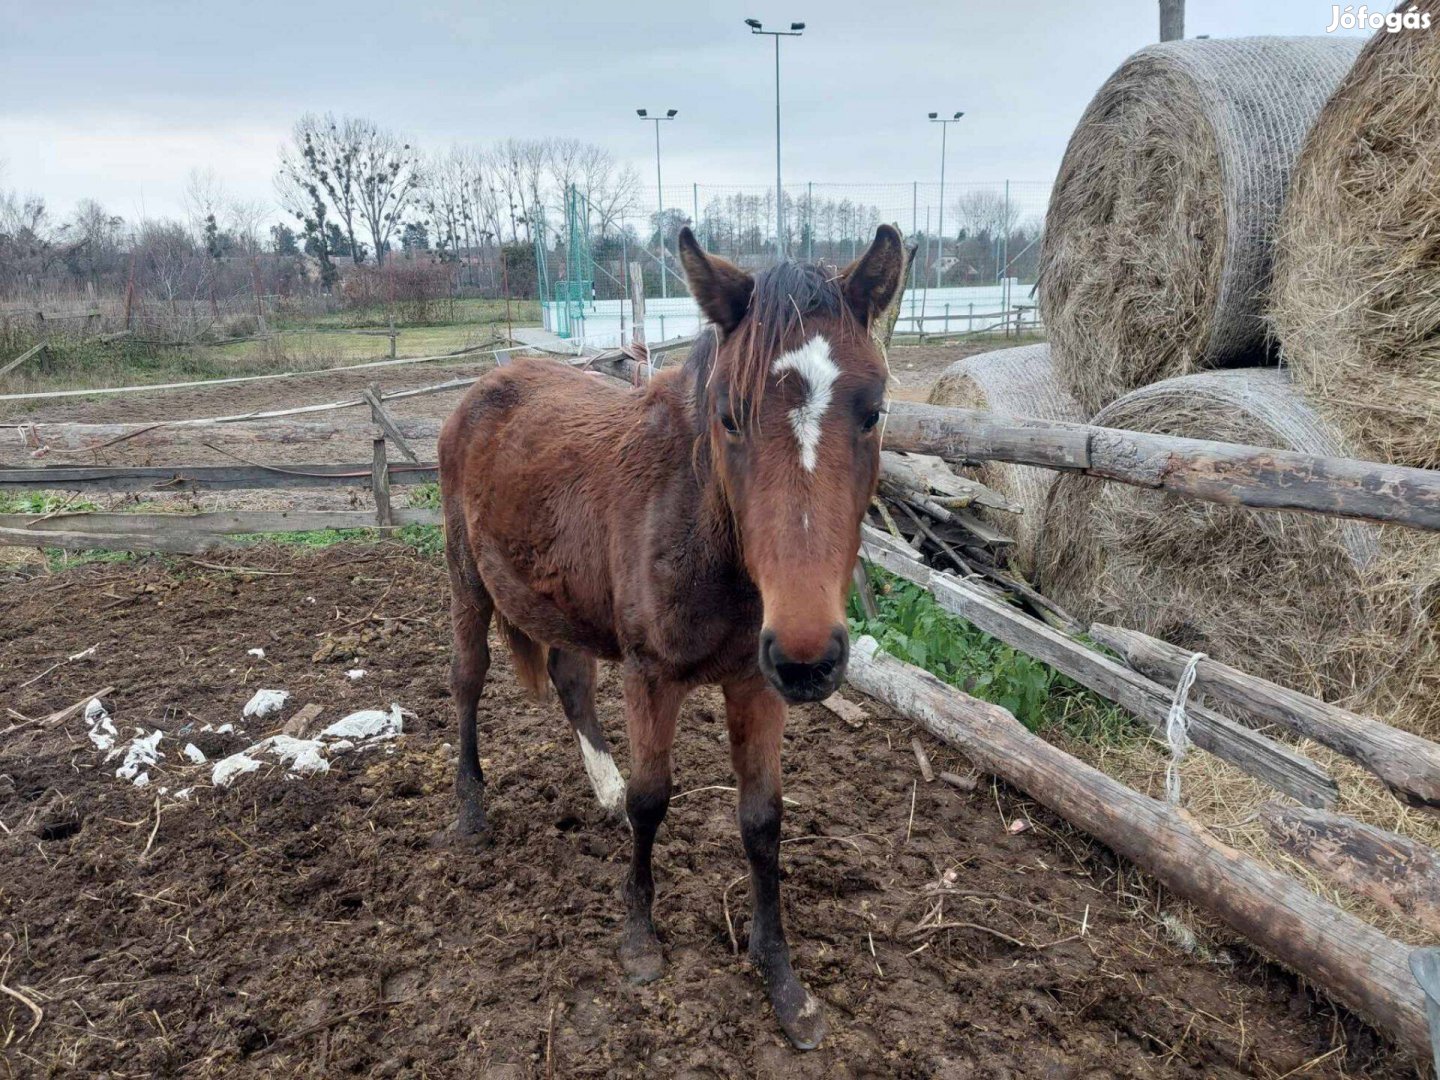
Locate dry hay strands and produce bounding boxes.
[1271,1,1440,469]
[1036,368,1440,735]
[1038,36,1364,415]
[926,343,1084,576]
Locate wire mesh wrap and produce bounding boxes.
[1038,36,1364,415]
[1271,2,1440,469]
[1034,369,1440,733]
[927,343,1084,575]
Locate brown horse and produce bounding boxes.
[438,224,903,1049]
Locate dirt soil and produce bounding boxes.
[0,546,1412,1079]
[887,342,1015,400]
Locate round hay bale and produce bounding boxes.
[1036,369,1439,732]
[927,343,1084,575]
[1038,36,1364,415]
[1271,3,1440,469]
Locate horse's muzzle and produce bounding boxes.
[758,626,849,704]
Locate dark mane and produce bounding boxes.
[683,259,862,423]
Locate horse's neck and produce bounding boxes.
[632,381,744,587]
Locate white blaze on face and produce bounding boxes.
[771,335,839,473]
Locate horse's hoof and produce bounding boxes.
[776,990,828,1051]
[620,935,665,984]
[433,809,490,849]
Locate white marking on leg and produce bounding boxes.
[576,730,625,813]
[772,335,838,473]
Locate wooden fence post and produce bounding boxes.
[368,382,394,527]
[630,263,646,350]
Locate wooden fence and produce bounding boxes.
[1,342,1438,553]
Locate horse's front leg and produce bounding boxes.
[723,675,827,1050]
[619,667,685,984]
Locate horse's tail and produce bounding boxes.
[496,612,551,702]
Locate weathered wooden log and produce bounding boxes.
[1092,622,1440,808]
[1261,804,1440,936]
[0,462,438,494]
[0,525,238,555]
[883,401,1440,533]
[363,384,419,463]
[879,450,1021,514]
[860,525,1338,808]
[844,635,1430,1060]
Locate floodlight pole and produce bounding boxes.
[746,19,805,259]
[637,109,677,299]
[929,112,964,290]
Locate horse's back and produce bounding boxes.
[439,359,639,657]
[442,359,625,455]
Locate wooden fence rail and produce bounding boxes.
[0,462,437,494]
[882,401,1440,531]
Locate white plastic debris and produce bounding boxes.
[208,703,410,791]
[247,647,266,659]
[242,689,289,720]
[114,729,164,786]
[212,752,262,788]
[182,743,207,765]
[173,787,194,801]
[321,704,405,741]
[264,735,330,777]
[215,723,235,735]
[345,669,366,682]
[84,698,118,752]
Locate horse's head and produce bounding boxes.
[679,224,904,703]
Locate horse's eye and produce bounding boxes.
[719,413,741,435]
[861,409,883,433]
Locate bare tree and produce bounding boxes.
[279,114,367,264]
[951,189,1019,242]
[350,119,421,266]
[579,145,640,236]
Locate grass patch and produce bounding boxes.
[237,523,444,559]
[850,562,1142,744]
[0,297,538,404]
[0,492,101,515]
[43,547,138,572]
[272,298,541,333]
[407,482,442,510]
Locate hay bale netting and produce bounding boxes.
[1271,3,1440,469]
[1037,369,1440,732]
[1038,37,1363,415]
[927,343,1084,576]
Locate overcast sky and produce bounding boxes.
[1,0,1366,225]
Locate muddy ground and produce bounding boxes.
[0,546,1412,1079]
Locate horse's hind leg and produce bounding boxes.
[446,513,494,840]
[547,648,625,818]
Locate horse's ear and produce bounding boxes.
[840,224,905,326]
[679,227,753,335]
